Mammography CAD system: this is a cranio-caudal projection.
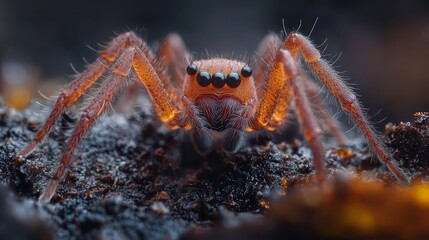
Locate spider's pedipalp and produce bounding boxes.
[223,102,254,152]
[181,96,212,154]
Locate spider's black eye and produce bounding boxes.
[212,72,225,88]
[226,72,241,88]
[186,64,198,75]
[197,72,211,87]
[241,66,252,78]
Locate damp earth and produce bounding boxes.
[0,102,428,240]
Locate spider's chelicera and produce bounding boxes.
[17,31,410,202]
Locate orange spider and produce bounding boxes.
[17,31,409,202]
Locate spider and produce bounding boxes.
[17,31,409,202]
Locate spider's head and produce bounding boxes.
[183,58,256,105]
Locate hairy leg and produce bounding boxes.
[249,44,297,130]
[114,72,141,113]
[253,33,282,97]
[279,50,326,181]
[266,78,292,131]
[283,33,409,183]
[302,75,347,144]
[38,34,183,201]
[39,46,134,201]
[132,47,180,126]
[253,35,297,131]
[158,33,190,88]
[250,43,327,181]
[253,34,345,143]
[18,32,146,157]
[116,33,190,112]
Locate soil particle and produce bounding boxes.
[385,112,429,180]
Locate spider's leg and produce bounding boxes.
[279,50,326,181]
[249,44,296,130]
[117,33,190,111]
[266,75,292,131]
[250,49,326,181]
[264,71,345,145]
[39,47,136,202]
[302,75,347,145]
[254,35,345,143]
[253,34,294,131]
[158,33,190,88]
[283,33,409,183]
[290,74,326,182]
[114,72,141,113]
[253,33,282,97]
[40,42,183,202]
[132,47,180,126]
[18,32,145,158]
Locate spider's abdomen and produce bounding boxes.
[194,94,242,132]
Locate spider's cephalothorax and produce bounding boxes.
[17,31,410,202]
[179,59,256,153]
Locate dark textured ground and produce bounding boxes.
[0,101,428,240]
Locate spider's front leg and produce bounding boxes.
[17,32,146,158]
[116,33,190,112]
[253,34,345,144]
[34,34,181,202]
[283,33,409,183]
[250,50,327,182]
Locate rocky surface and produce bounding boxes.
[0,101,427,240]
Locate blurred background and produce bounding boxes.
[0,0,428,129]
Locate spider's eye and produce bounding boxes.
[186,64,198,75]
[212,72,226,88]
[226,72,241,88]
[197,72,211,87]
[241,66,252,78]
